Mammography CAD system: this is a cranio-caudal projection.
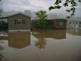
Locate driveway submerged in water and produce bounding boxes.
[0,29,81,61]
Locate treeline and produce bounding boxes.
[0,21,8,32]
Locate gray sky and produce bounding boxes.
[2,0,53,11]
[2,0,81,18]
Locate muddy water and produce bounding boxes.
[0,29,81,61]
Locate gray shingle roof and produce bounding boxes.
[0,11,31,18]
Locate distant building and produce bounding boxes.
[67,18,81,29]
[32,19,67,29]
[48,19,67,29]
[67,18,81,35]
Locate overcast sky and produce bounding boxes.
[1,0,81,18]
[2,0,53,11]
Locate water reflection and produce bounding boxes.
[35,38,46,49]
[0,45,4,50]
[32,29,66,49]
[8,32,31,49]
[67,27,81,36]
[0,54,3,61]
[0,44,4,61]
[32,29,66,39]
[0,29,81,61]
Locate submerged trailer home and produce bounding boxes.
[0,11,31,32]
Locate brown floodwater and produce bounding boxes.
[0,29,81,61]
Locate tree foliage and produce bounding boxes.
[49,0,81,18]
[35,10,48,29]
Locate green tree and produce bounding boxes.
[36,10,48,29]
[49,0,81,18]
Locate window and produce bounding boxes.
[14,19,25,24]
[22,20,25,24]
[79,22,81,24]
[76,22,77,24]
[59,22,63,26]
[14,19,21,24]
[14,20,17,24]
[69,22,71,24]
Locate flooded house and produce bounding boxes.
[0,11,31,32]
[8,13,31,31]
[48,19,67,29]
[32,19,67,29]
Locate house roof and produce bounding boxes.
[0,11,31,18]
[7,13,31,18]
[0,11,68,20]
